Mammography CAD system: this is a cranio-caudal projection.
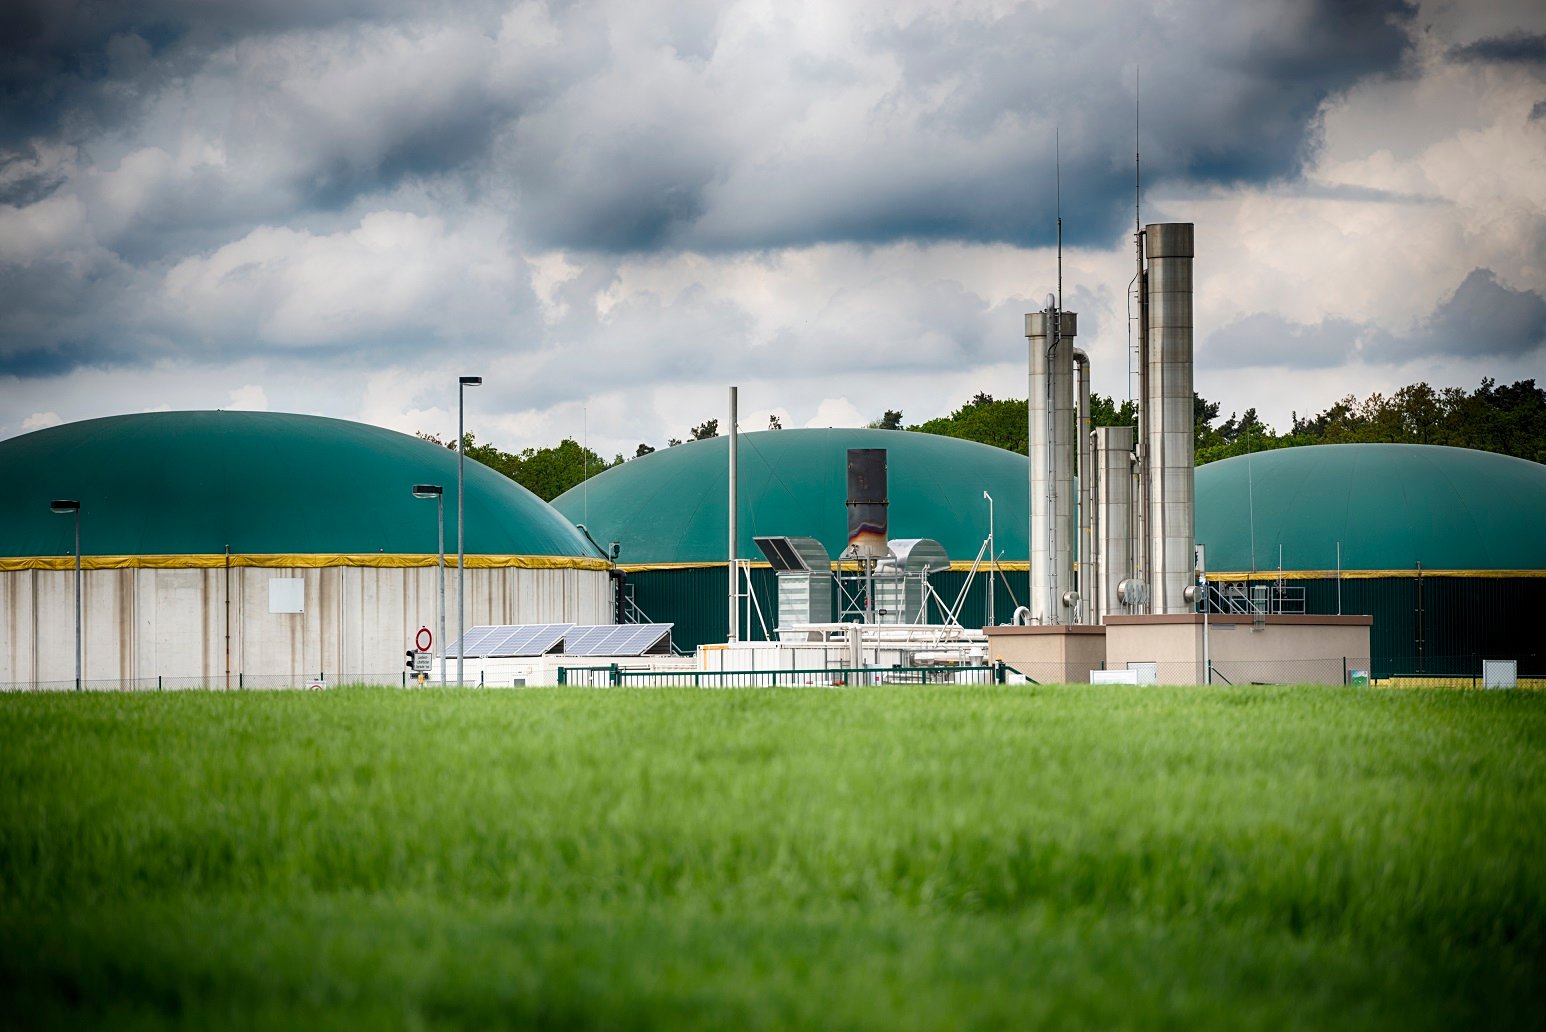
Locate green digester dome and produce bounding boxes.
[1195,444,1546,573]
[0,411,600,559]
[552,428,1030,565]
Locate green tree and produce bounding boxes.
[868,410,905,430]
[414,432,619,501]
[910,395,1026,453]
[507,438,622,500]
[1093,394,1139,430]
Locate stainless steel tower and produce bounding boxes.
[1073,348,1093,623]
[1095,424,1136,619]
[1026,304,1078,624]
[1143,222,1196,614]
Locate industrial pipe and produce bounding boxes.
[1073,347,1093,624]
[1094,426,1136,619]
[1026,305,1077,625]
[1144,223,1196,614]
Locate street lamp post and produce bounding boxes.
[982,490,995,627]
[50,499,82,691]
[412,485,446,687]
[457,375,482,687]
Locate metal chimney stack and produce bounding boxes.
[1143,223,1196,614]
[1073,349,1093,623]
[845,448,889,558]
[1026,304,1078,624]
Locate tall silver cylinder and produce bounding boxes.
[1095,425,1136,619]
[1144,223,1195,614]
[1026,307,1077,625]
[1073,349,1093,624]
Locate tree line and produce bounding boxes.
[886,378,1546,466]
[423,378,1544,500]
[417,417,732,501]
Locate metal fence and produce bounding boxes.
[556,664,1009,688]
[6,655,1539,692]
[0,670,455,692]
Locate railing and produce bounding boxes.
[1206,582,1305,615]
[557,663,1008,688]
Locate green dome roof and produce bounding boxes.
[1195,444,1546,573]
[553,428,1029,565]
[0,412,600,560]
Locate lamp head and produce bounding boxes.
[411,484,443,499]
[50,499,80,513]
[459,376,482,387]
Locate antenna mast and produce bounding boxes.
[1133,68,1152,610]
[1056,128,1063,309]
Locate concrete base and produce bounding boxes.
[1104,614,1373,686]
[982,625,1107,684]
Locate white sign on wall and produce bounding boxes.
[269,578,304,614]
[1483,659,1517,690]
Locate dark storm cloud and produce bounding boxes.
[1206,269,1546,371]
[1203,313,1365,369]
[0,257,149,377]
[0,0,1426,385]
[3,0,1418,256]
[1449,31,1546,65]
[0,0,456,146]
[508,0,1418,253]
[1398,268,1546,359]
[0,145,67,206]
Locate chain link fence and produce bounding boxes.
[5,655,1539,691]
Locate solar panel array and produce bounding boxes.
[446,623,673,658]
[447,623,572,658]
[562,623,673,657]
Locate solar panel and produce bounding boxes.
[446,625,501,659]
[493,623,571,657]
[453,623,672,658]
[448,623,574,658]
[562,624,672,657]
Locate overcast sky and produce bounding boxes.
[2,0,1543,458]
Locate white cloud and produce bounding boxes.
[20,411,62,431]
[226,385,269,410]
[804,397,868,428]
[157,209,529,350]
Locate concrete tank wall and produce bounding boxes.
[0,564,611,688]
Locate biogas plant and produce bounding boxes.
[3,223,1543,690]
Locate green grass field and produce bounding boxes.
[1,684,1542,1029]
